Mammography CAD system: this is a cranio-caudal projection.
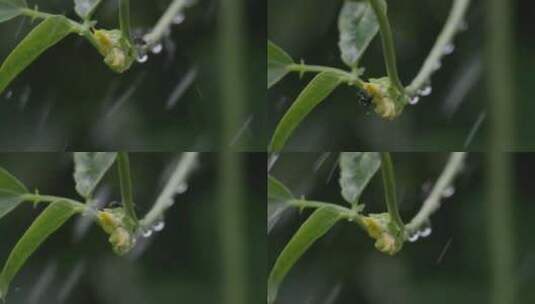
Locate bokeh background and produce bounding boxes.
[268,0,487,151]
[0,152,266,304]
[269,153,531,303]
[0,0,266,151]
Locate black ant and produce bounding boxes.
[356,90,373,108]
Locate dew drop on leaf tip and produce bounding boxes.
[176,183,188,194]
[136,54,148,63]
[441,186,455,198]
[418,85,432,97]
[173,13,185,25]
[419,227,432,238]
[151,43,163,54]
[142,229,153,238]
[408,232,419,242]
[409,96,420,105]
[153,221,165,232]
[442,43,455,55]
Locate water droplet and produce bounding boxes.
[153,221,165,232]
[419,227,432,238]
[172,13,185,25]
[136,53,148,63]
[408,232,419,242]
[5,90,13,99]
[409,96,420,105]
[176,183,188,194]
[151,43,163,54]
[442,186,455,198]
[443,43,455,55]
[142,229,153,238]
[418,85,432,97]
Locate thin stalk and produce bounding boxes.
[406,0,471,95]
[379,153,404,229]
[140,152,199,229]
[287,199,364,226]
[119,0,132,42]
[142,0,191,50]
[20,194,86,211]
[218,0,247,299]
[406,152,466,233]
[117,152,137,223]
[21,9,85,32]
[367,0,404,93]
[487,0,515,300]
[286,64,364,88]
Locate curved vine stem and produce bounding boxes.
[119,0,132,42]
[367,0,404,93]
[142,0,192,51]
[117,152,138,224]
[406,0,472,95]
[286,63,365,88]
[380,153,404,230]
[140,152,199,229]
[406,152,466,233]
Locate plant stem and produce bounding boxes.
[140,152,198,229]
[379,153,404,229]
[119,0,132,42]
[117,152,137,223]
[487,0,515,300]
[286,64,364,88]
[367,0,404,93]
[406,0,471,95]
[406,152,466,233]
[20,194,86,211]
[142,0,191,50]
[21,8,85,32]
[287,199,364,225]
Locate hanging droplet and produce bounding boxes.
[176,182,188,194]
[442,186,455,198]
[409,96,420,105]
[153,221,165,232]
[408,232,419,242]
[418,85,432,97]
[419,227,432,238]
[5,90,13,99]
[136,53,148,63]
[443,43,455,55]
[151,43,163,54]
[142,229,153,238]
[172,13,185,25]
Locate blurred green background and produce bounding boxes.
[268,0,487,151]
[269,153,530,303]
[0,0,266,151]
[0,152,266,304]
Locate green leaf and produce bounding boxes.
[268,40,294,88]
[0,16,75,95]
[0,200,78,300]
[74,0,101,19]
[268,206,342,304]
[268,175,294,202]
[0,167,28,219]
[338,0,384,68]
[73,152,117,199]
[338,152,381,206]
[0,0,27,23]
[269,72,342,151]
